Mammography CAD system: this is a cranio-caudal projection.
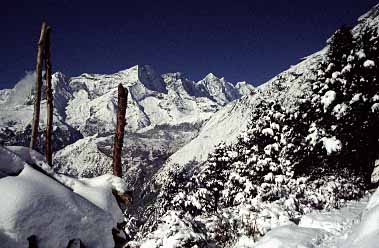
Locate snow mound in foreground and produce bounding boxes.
[0,146,126,248]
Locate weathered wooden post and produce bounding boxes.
[67,239,86,248]
[44,26,53,166]
[30,22,47,150]
[112,84,128,177]
[27,235,38,248]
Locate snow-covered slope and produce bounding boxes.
[250,187,379,248]
[0,146,127,248]
[156,49,324,183]
[156,95,257,182]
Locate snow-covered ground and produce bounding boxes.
[236,189,378,248]
[0,146,127,248]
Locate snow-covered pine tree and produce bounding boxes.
[302,23,379,183]
[326,26,354,69]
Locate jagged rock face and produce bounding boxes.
[64,65,247,136]
[196,73,242,105]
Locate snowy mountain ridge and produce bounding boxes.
[0,64,253,140]
[0,64,254,215]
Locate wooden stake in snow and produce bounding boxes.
[112,84,128,177]
[27,235,38,248]
[30,22,48,150]
[44,26,53,166]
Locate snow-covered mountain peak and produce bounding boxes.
[68,64,167,99]
[52,71,67,80]
[162,72,184,80]
[115,64,167,93]
[197,72,241,105]
[120,64,156,80]
[235,81,248,86]
[236,81,255,95]
[52,72,70,90]
[204,72,219,80]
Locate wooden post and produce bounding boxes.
[27,235,38,248]
[44,26,53,166]
[112,84,128,177]
[67,239,86,248]
[30,22,47,150]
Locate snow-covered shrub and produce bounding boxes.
[301,24,379,180]
[136,211,208,248]
[326,26,354,67]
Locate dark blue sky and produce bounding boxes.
[1,0,378,89]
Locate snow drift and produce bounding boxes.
[0,146,127,248]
